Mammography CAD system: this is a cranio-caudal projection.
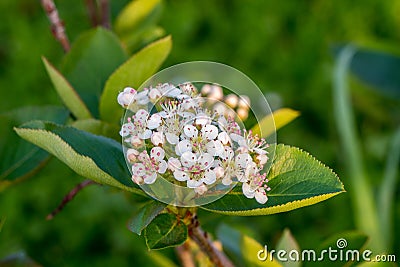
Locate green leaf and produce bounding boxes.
[217,224,282,267]
[14,121,144,196]
[334,46,400,98]
[276,229,301,267]
[251,108,300,138]
[99,36,172,123]
[71,119,120,141]
[0,106,68,190]
[303,231,368,267]
[62,27,128,117]
[0,217,5,232]
[202,144,344,216]
[144,213,187,250]
[0,252,41,267]
[115,0,162,36]
[127,200,166,235]
[42,57,92,119]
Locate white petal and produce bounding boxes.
[255,189,268,204]
[147,114,162,129]
[166,133,179,145]
[222,176,232,185]
[187,178,203,188]
[132,163,146,176]
[183,125,198,138]
[218,131,231,145]
[157,160,167,174]
[254,148,267,155]
[194,184,208,195]
[245,162,258,177]
[131,175,143,185]
[140,129,152,139]
[150,147,165,160]
[257,154,268,165]
[197,153,213,169]
[214,166,225,178]
[149,88,161,100]
[220,147,234,161]
[166,87,182,97]
[173,170,188,181]
[242,183,255,198]
[151,131,165,146]
[168,157,181,171]
[235,153,252,168]
[178,111,195,119]
[201,124,218,140]
[119,122,134,137]
[195,113,211,125]
[202,170,216,185]
[144,173,157,184]
[230,133,243,142]
[175,140,192,156]
[130,136,143,147]
[181,151,197,167]
[126,149,139,162]
[205,140,224,157]
[134,109,149,123]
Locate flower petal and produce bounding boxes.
[218,131,231,145]
[150,146,165,160]
[134,109,149,123]
[255,189,268,204]
[187,178,203,188]
[147,114,162,129]
[132,163,146,176]
[173,170,188,181]
[197,153,213,169]
[168,157,181,171]
[201,124,218,140]
[181,151,197,167]
[144,173,157,184]
[175,140,192,156]
[205,140,224,157]
[157,160,167,174]
[151,131,165,146]
[235,153,252,168]
[202,170,216,185]
[166,133,179,145]
[194,184,208,195]
[183,125,198,138]
[242,182,255,198]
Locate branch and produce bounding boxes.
[84,0,99,27]
[46,179,96,220]
[175,242,196,267]
[41,0,70,52]
[188,215,235,267]
[99,0,111,29]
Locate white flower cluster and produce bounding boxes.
[118,83,271,204]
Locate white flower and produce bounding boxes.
[242,164,270,204]
[194,184,208,195]
[147,113,162,129]
[120,109,152,141]
[118,87,150,108]
[149,87,162,101]
[158,83,182,98]
[131,147,167,184]
[173,152,216,188]
[236,130,269,155]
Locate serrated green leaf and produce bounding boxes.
[252,108,300,138]
[303,231,368,267]
[202,144,344,216]
[99,36,172,123]
[14,121,144,196]
[0,106,68,190]
[144,213,187,250]
[217,224,282,267]
[71,119,120,141]
[62,27,128,117]
[42,57,92,119]
[128,200,166,235]
[115,0,162,36]
[276,229,301,267]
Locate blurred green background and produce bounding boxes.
[0,0,399,266]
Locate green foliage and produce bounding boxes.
[0,106,68,190]
[203,145,344,215]
[61,27,128,117]
[144,213,188,250]
[99,35,172,122]
[276,229,301,267]
[251,108,300,138]
[128,200,166,235]
[14,121,143,195]
[42,57,92,120]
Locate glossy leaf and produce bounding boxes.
[202,144,344,215]
[303,231,368,267]
[62,27,128,117]
[14,121,144,196]
[276,229,301,267]
[115,0,162,36]
[251,108,300,138]
[99,36,172,123]
[335,46,400,98]
[217,224,282,267]
[42,57,92,119]
[144,213,187,250]
[71,119,120,141]
[127,200,166,235]
[0,106,68,190]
